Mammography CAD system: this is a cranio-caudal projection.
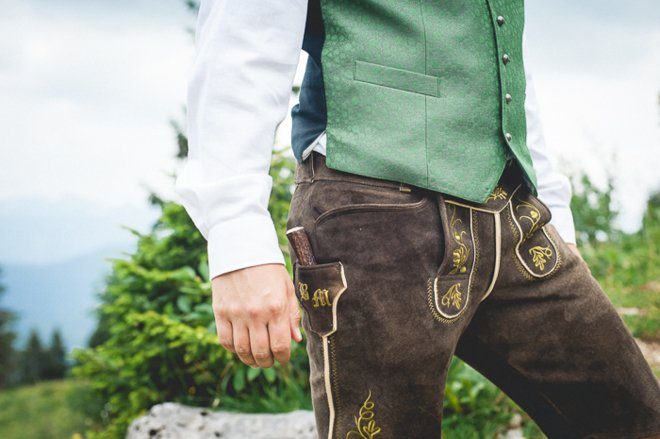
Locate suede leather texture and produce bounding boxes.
[286,152,660,439]
[317,0,539,204]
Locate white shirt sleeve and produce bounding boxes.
[174,0,309,279]
[523,38,577,245]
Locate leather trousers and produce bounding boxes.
[286,151,660,439]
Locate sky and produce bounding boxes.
[0,0,658,266]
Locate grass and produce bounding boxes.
[0,379,90,439]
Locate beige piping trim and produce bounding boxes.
[509,202,559,278]
[480,210,501,302]
[322,336,334,439]
[433,208,477,319]
[323,262,347,439]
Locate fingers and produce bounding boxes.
[233,323,257,367]
[268,315,292,366]
[249,322,274,368]
[289,286,303,343]
[216,318,235,353]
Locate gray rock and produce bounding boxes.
[126,403,317,439]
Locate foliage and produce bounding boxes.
[71,147,307,438]
[0,379,90,439]
[569,172,621,246]
[41,329,68,381]
[11,328,68,387]
[578,189,660,340]
[0,267,17,389]
[18,330,46,385]
[442,358,536,438]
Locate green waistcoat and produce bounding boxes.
[317,0,538,203]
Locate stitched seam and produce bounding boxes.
[314,197,431,228]
[426,278,456,324]
[303,176,405,191]
[472,210,480,290]
[509,199,561,278]
[505,203,536,281]
[329,334,340,438]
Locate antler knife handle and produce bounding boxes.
[286,226,317,266]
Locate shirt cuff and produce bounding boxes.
[207,214,285,279]
[548,204,577,245]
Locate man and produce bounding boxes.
[175,0,660,437]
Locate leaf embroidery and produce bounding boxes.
[448,205,469,275]
[529,246,553,270]
[441,283,463,310]
[515,200,542,240]
[486,186,508,201]
[346,390,381,438]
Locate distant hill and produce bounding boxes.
[2,246,129,351]
[0,197,157,265]
[0,196,160,351]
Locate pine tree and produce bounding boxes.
[19,329,46,384]
[0,267,18,388]
[42,328,67,380]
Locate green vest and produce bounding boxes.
[312,0,538,203]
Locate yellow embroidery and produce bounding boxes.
[298,281,310,301]
[529,246,553,270]
[312,288,331,307]
[346,390,381,439]
[515,201,542,239]
[487,186,508,201]
[441,283,463,310]
[448,206,470,274]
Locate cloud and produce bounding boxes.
[0,0,657,236]
[0,0,194,206]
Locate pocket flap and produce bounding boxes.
[294,261,348,337]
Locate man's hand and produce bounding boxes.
[211,263,302,368]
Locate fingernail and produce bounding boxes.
[296,327,302,341]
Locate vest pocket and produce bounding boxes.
[353,59,441,97]
[293,261,348,338]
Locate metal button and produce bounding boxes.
[505,93,512,103]
[502,54,510,64]
[497,16,505,26]
[505,132,512,142]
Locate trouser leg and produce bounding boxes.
[286,153,486,438]
[455,182,660,438]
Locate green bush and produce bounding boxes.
[72,149,312,437]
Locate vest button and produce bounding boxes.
[502,54,510,64]
[497,16,505,26]
[505,93,512,103]
[505,132,512,142]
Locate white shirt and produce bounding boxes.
[175,0,576,280]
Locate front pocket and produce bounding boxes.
[354,59,441,97]
[314,197,431,228]
[293,261,348,337]
[308,178,428,226]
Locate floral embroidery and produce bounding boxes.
[529,246,553,270]
[448,205,470,274]
[441,283,463,310]
[487,186,508,201]
[346,390,381,438]
[515,200,542,239]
